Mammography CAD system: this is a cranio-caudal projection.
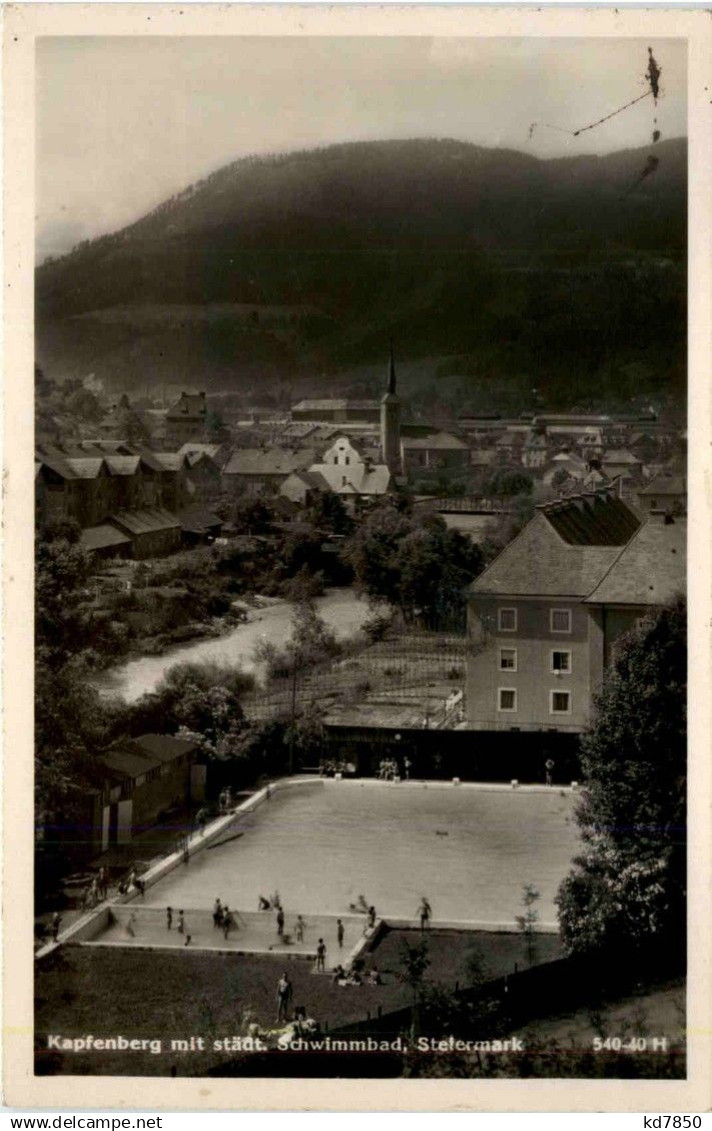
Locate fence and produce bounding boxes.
[331,950,686,1040]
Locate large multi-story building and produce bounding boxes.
[466,492,685,733]
[165,391,208,445]
[291,398,381,424]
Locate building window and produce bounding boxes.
[550,608,572,633]
[498,607,517,632]
[498,688,517,712]
[550,690,572,714]
[551,650,571,673]
[499,648,517,671]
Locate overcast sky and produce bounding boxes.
[36,36,686,262]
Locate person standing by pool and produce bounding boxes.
[177,910,185,936]
[213,898,223,928]
[276,907,285,939]
[337,919,344,949]
[126,912,137,938]
[418,896,432,930]
[166,907,173,930]
[223,907,235,940]
[366,906,376,932]
[545,758,555,786]
[295,915,306,943]
[316,938,326,973]
[276,973,293,1023]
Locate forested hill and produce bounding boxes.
[36,137,686,406]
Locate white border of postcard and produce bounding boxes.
[3,2,711,1112]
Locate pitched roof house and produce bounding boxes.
[166,392,208,443]
[466,491,685,733]
[222,448,317,497]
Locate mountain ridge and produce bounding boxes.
[36,136,686,408]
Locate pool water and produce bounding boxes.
[142,782,580,927]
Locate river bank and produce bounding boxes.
[95,588,375,703]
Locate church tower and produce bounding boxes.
[380,342,402,475]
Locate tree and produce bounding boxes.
[305,490,354,536]
[515,883,541,966]
[123,661,254,760]
[232,496,274,535]
[556,600,686,963]
[551,466,575,491]
[342,502,413,607]
[65,386,103,424]
[206,409,231,443]
[399,938,431,1036]
[343,503,483,628]
[35,525,94,670]
[290,598,339,666]
[35,663,123,904]
[483,469,534,498]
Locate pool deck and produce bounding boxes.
[88,907,375,971]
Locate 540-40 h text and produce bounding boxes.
[592,1036,669,1052]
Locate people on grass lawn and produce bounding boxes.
[316,938,326,972]
[332,962,379,987]
[276,973,293,1023]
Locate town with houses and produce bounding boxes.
[35,355,687,861]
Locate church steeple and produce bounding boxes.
[380,341,402,475]
[388,339,397,396]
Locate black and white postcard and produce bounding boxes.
[3,2,711,1112]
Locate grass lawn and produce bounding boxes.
[35,928,561,1077]
[518,978,686,1049]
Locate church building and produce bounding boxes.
[380,345,402,475]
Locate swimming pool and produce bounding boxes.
[141,781,580,927]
